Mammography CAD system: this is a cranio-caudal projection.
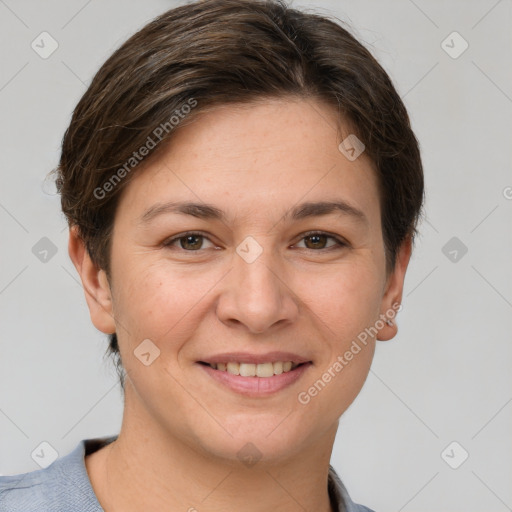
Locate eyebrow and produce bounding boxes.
[139,199,368,226]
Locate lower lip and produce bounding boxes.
[198,363,312,397]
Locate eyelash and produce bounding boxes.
[162,231,348,252]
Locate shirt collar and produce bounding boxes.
[328,463,364,511]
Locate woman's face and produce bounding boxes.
[90,98,409,463]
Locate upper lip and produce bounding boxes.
[198,351,312,365]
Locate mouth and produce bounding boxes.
[198,360,306,377]
[196,359,313,397]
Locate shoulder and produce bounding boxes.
[0,462,62,512]
[0,439,105,512]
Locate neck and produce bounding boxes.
[86,385,337,512]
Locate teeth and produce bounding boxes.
[256,362,274,377]
[226,362,240,375]
[239,363,256,377]
[273,361,283,375]
[208,361,301,376]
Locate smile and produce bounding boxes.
[202,361,300,377]
[197,361,312,397]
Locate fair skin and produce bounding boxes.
[69,97,411,512]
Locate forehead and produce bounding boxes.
[116,97,381,228]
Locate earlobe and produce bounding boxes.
[377,236,412,341]
[68,226,117,334]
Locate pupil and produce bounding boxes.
[183,235,201,250]
[307,234,325,249]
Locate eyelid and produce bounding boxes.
[162,231,218,249]
[163,230,348,251]
[293,230,348,250]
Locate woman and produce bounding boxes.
[0,0,423,510]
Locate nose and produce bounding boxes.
[215,245,300,334]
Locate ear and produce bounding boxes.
[377,236,412,341]
[68,225,116,334]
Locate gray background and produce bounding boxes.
[0,1,511,510]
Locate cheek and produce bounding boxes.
[294,267,378,429]
[302,258,383,338]
[312,262,380,411]
[113,261,220,347]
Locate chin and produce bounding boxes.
[187,411,318,466]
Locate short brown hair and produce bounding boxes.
[54,0,424,387]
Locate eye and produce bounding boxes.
[294,231,347,251]
[162,230,348,252]
[163,232,217,251]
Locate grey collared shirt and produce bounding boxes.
[0,436,375,511]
